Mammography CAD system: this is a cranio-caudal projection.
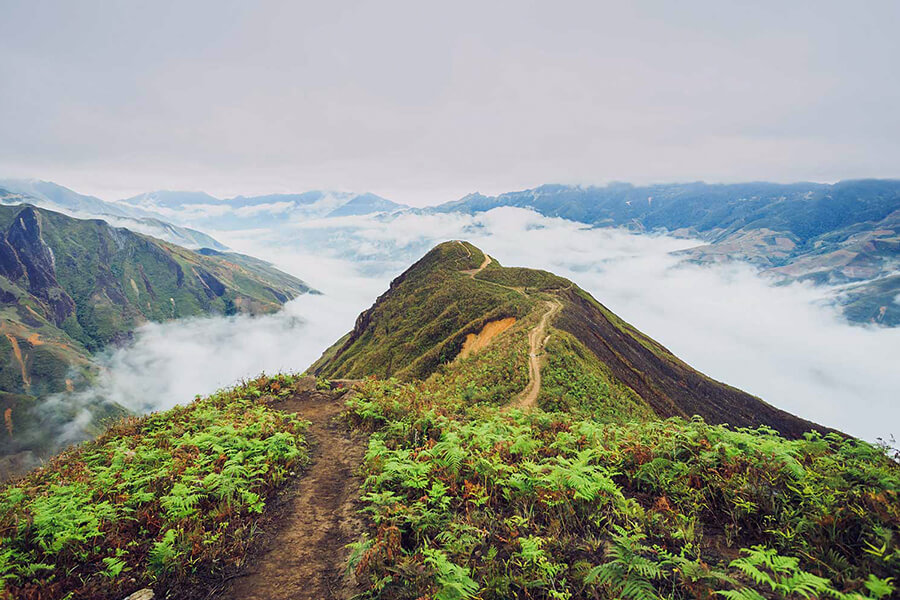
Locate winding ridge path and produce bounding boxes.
[512,299,563,408]
[217,384,364,600]
[455,242,563,408]
[458,241,493,276]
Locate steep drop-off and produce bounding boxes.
[0,204,316,476]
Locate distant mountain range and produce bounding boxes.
[120,189,408,229]
[4,177,899,327]
[0,179,226,250]
[430,180,900,326]
[0,180,410,245]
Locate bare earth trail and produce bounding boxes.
[217,383,365,600]
[454,245,563,408]
[459,245,493,276]
[512,299,563,408]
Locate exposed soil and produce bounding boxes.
[512,299,562,408]
[215,381,366,600]
[455,246,563,409]
[4,333,29,390]
[457,317,517,359]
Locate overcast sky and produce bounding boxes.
[1,1,898,206]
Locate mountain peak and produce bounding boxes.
[312,240,828,438]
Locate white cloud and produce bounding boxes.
[2,2,899,205]
[43,207,899,447]
[86,293,357,414]
[233,201,295,217]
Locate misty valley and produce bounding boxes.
[2,180,899,477]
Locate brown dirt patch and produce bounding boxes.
[460,252,492,277]
[4,333,29,390]
[457,317,517,359]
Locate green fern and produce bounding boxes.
[422,547,479,600]
[584,527,662,600]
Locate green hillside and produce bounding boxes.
[0,242,895,600]
[0,204,313,397]
[313,241,823,437]
[0,204,315,477]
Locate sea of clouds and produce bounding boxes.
[55,207,900,446]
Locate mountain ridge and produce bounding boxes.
[119,189,409,229]
[9,177,899,326]
[429,180,900,326]
[313,240,827,438]
[0,180,226,250]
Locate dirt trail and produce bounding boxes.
[461,252,492,277]
[454,242,562,407]
[217,384,365,600]
[512,299,562,409]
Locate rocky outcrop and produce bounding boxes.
[0,206,76,325]
[194,267,226,298]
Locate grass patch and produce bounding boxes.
[539,330,654,421]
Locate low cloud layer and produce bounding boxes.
[49,207,900,446]
[91,294,354,414]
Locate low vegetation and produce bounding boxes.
[538,330,652,420]
[0,374,309,599]
[4,241,898,600]
[311,241,533,381]
[342,304,899,600]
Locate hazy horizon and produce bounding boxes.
[4,175,900,209]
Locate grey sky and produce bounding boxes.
[1,1,898,206]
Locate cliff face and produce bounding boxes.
[0,207,77,326]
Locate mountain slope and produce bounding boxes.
[0,204,312,357]
[312,241,824,438]
[433,181,900,325]
[0,204,315,471]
